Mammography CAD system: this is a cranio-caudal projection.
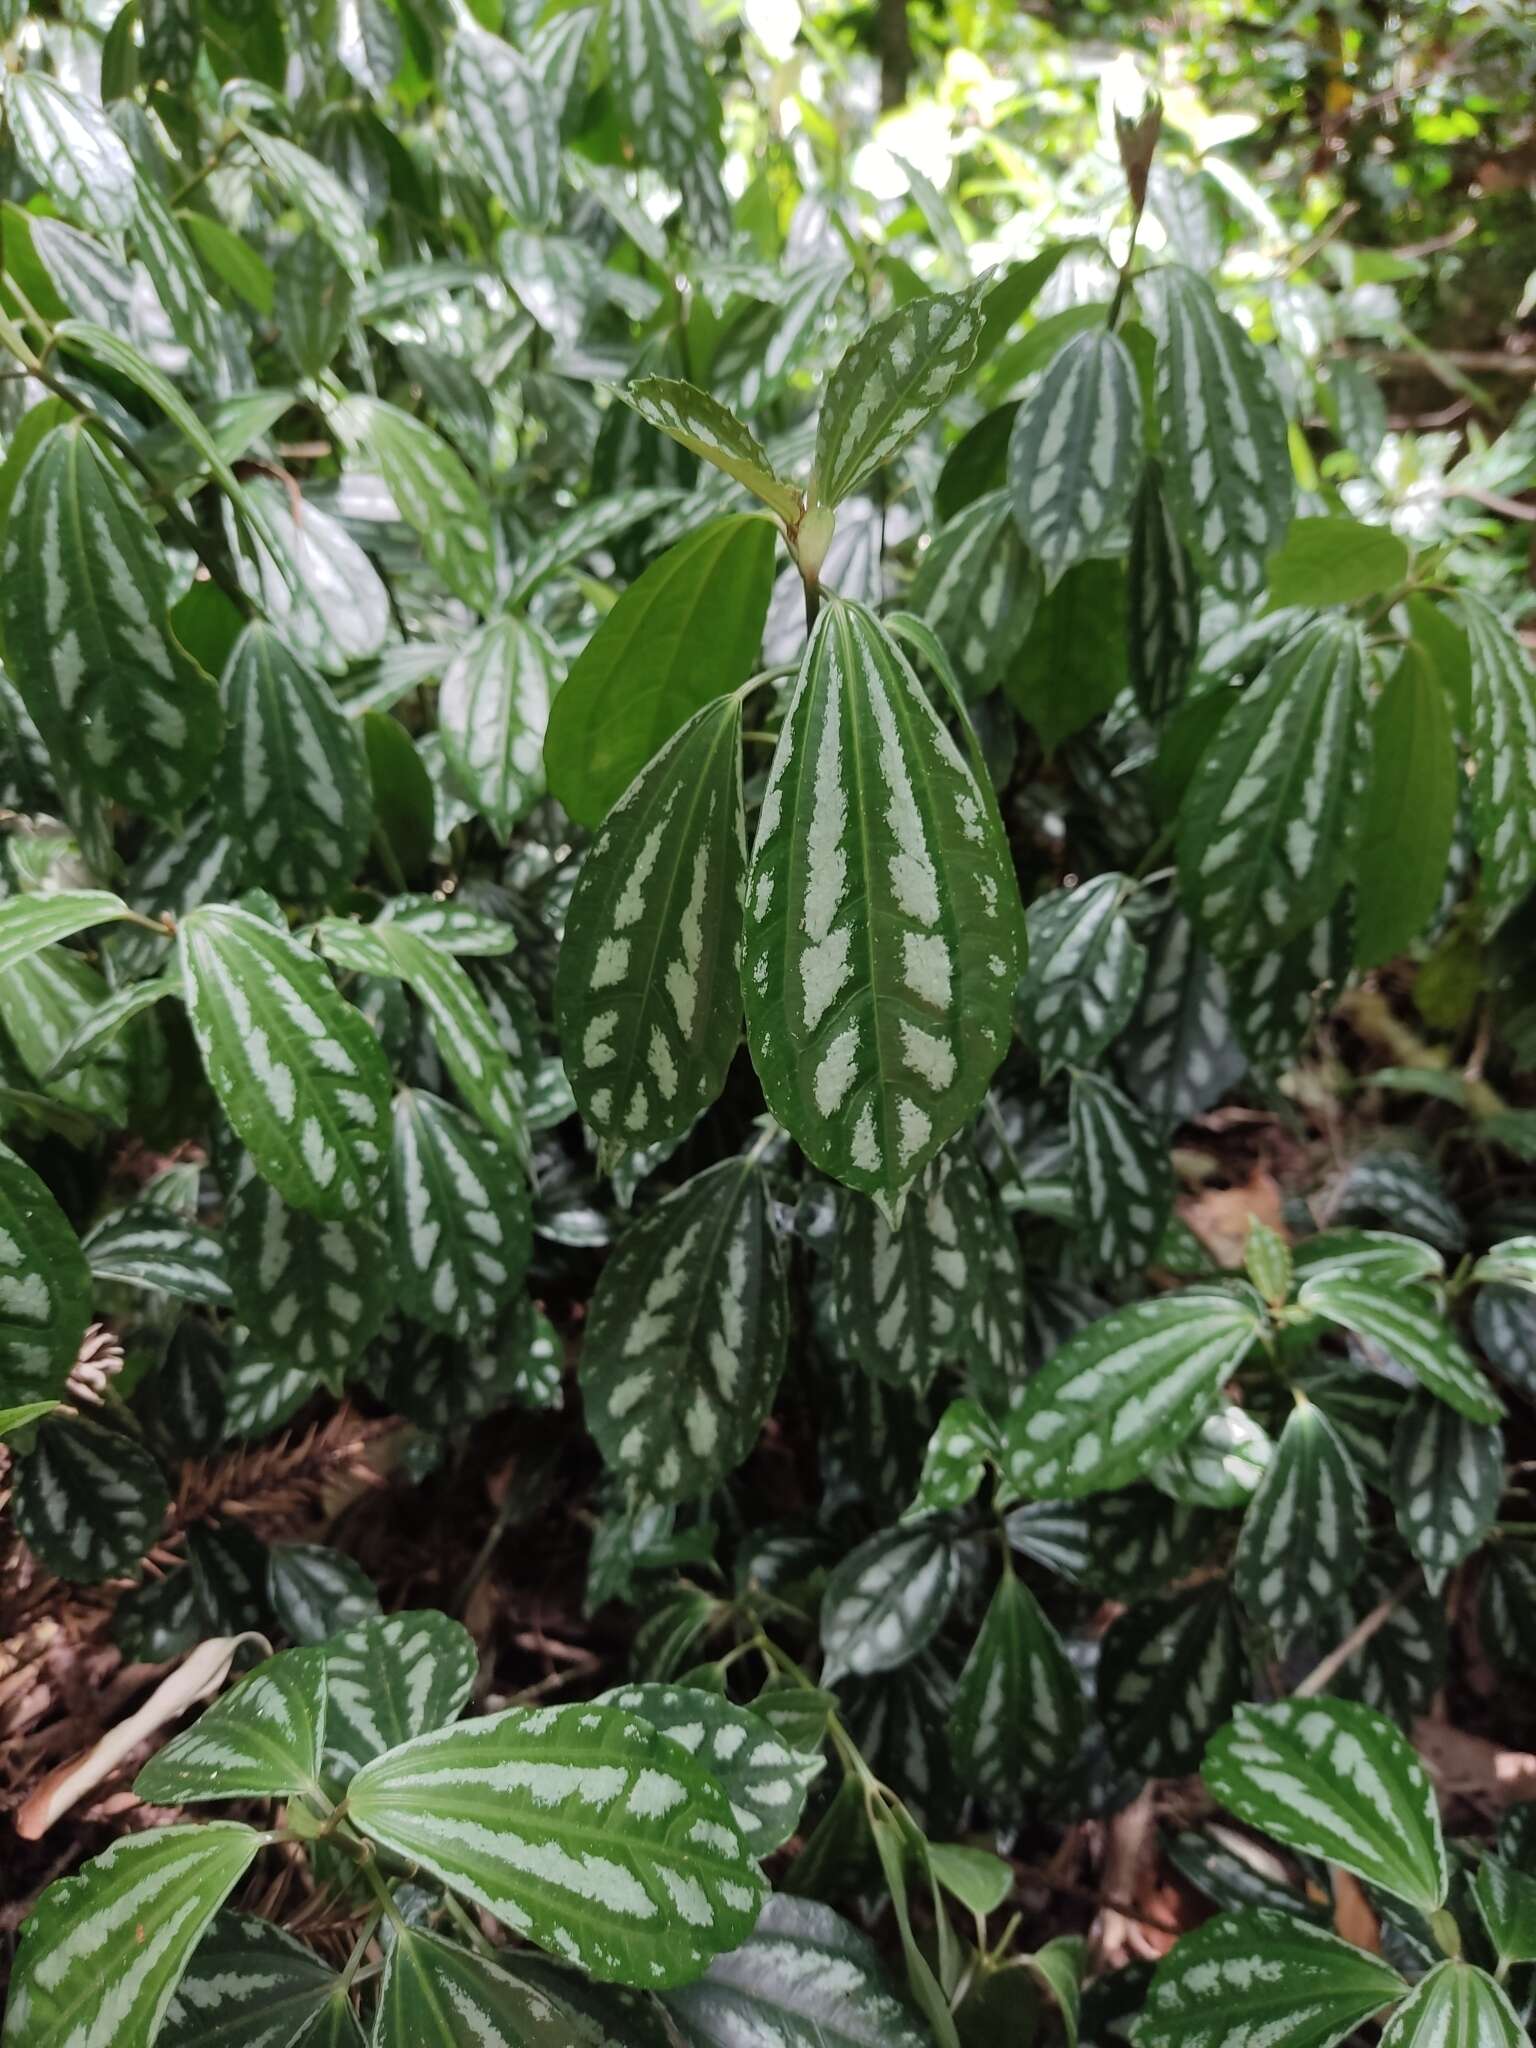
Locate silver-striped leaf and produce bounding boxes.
[951,1570,1083,1803]
[1472,1854,1536,1967]
[389,1088,529,1338]
[3,1823,267,2048]
[378,898,518,958]
[0,944,141,1123]
[5,71,136,234]
[0,1140,90,1406]
[1016,873,1145,1075]
[1177,616,1369,962]
[375,1301,552,1432]
[578,1157,787,1501]
[503,484,684,609]
[372,1926,581,2047]
[1138,1908,1406,2048]
[13,1414,167,1580]
[1127,461,1200,719]
[621,380,802,523]
[1150,1398,1272,1508]
[908,1397,1003,1516]
[1472,1236,1536,1292]
[1006,328,1143,588]
[444,21,559,228]
[597,1684,822,1855]
[162,1912,361,2048]
[1147,264,1294,600]
[907,488,1038,696]
[1297,1273,1504,1423]
[1480,1546,1536,1677]
[214,625,372,902]
[179,907,392,1220]
[272,232,352,382]
[811,288,984,510]
[1002,1290,1261,1501]
[1227,901,1351,1072]
[819,1520,960,1684]
[237,125,373,279]
[347,1702,766,1985]
[0,889,134,976]
[1203,1697,1448,1912]
[131,170,222,367]
[606,0,720,182]
[1233,1400,1366,1633]
[1474,1283,1536,1401]
[335,397,498,613]
[662,1895,933,2048]
[0,420,221,814]
[1067,1070,1172,1276]
[554,696,745,1155]
[224,1161,389,1383]
[44,973,183,1085]
[1098,1580,1245,1777]
[82,1203,231,1306]
[743,599,1023,1201]
[266,1543,380,1646]
[438,615,555,839]
[1291,1228,1443,1289]
[323,1611,479,1781]
[828,1149,992,1395]
[135,1647,328,1805]
[1456,595,1536,929]
[1117,903,1243,1123]
[1389,1391,1502,1576]
[223,1347,324,1441]
[1380,1960,1524,2048]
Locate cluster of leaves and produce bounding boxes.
[3,0,1536,2042]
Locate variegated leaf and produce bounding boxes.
[1147,264,1294,600]
[1099,1581,1245,1776]
[743,600,1023,1200]
[162,1912,360,2048]
[3,1823,266,2048]
[1234,1401,1366,1633]
[0,890,134,977]
[5,71,136,234]
[224,1159,389,1383]
[0,1140,90,1406]
[1016,874,1145,1075]
[1117,903,1243,1122]
[131,171,222,367]
[503,484,683,609]
[135,1647,328,1805]
[1472,1236,1536,1292]
[1298,1274,1503,1423]
[909,1398,1004,1515]
[438,615,555,840]
[1379,1960,1524,2048]
[1151,1399,1272,1508]
[1138,1909,1405,2048]
[0,421,221,814]
[267,1544,379,1646]
[12,1414,168,1580]
[828,1149,992,1394]
[223,1346,324,1441]
[1291,1228,1443,1289]
[1389,1391,1502,1576]
[1006,328,1143,588]
[961,1171,1030,1403]
[378,899,517,958]
[1480,1546,1536,1676]
[951,1570,1083,1803]
[335,397,498,613]
[597,1684,822,1855]
[1335,1148,1465,1251]
[82,1202,231,1306]
[555,696,745,1155]
[272,232,352,382]
[1067,1070,1172,1276]
[372,1926,582,2047]
[578,1158,787,1501]
[1227,901,1351,1072]
[1002,1290,1261,1501]
[179,907,392,1220]
[907,488,1038,695]
[1473,1854,1536,1966]
[1456,595,1536,928]
[213,625,372,901]
[621,379,802,523]
[0,945,142,1123]
[323,1611,479,1781]
[811,288,984,510]
[347,1702,766,1985]
[662,1895,933,2048]
[389,1089,530,1339]
[1204,1697,1448,1912]
[376,1300,554,1432]
[1127,461,1200,719]
[606,0,720,182]
[371,923,527,1158]
[237,126,373,279]
[819,1520,960,1684]
[444,20,559,227]
[1178,616,1369,962]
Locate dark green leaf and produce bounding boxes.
[952,1570,1083,1802]
[820,1520,960,1684]
[1098,1580,1245,1776]
[1234,1401,1367,1632]
[0,1140,90,1406]
[1266,515,1408,611]
[1006,328,1143,588]
[1138,1908,1404,2048]
[13,1415,167,1580]
[135,1646,328,1805]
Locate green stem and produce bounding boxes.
[337,1908,382,1993]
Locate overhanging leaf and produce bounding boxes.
[135,1647,328,1805]
[1298,1273,1503,1423]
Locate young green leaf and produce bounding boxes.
[1266,515,1409,611]
[1354,644,1459,968]
[544,513,776,827]
[743,600,1024,1201]
[811,287,984,510]
[1291,1228,1443,1288]
[1234,1400,1367,1632]
[1068,1071,1173,1277]
[4,72,136,234]
[347,1701,766,1985]
[1002,1290,1261,1500]
[13,1414,168,1580]
[907,487,1039,695]
[621,379,802,523]
[1178,616,1368,961]
[1099,1581,1245,1776]
[323,1611,480,1780]
[1127,461,1200,719]
[598,1684,822,1855]
[1147,263,1294,600]
[438,615,556,839]
[1016,874,1145,1075]
[1456,594,1536,928]
[819,1520,960,1683]
[444,19,559,228]
[578,1157,787,1501]
[0,1141,90,1407]
[135,1646,328,1805]
[1006,329,1143,587]
[224,1161,390,1382]
[1379,1960,1523,2048]
[335,397,498,613]
[162,1912,361,2048]
[389,1088,529,1338]
[82,1203,232,1307]
[1472,1854,1536,1966]
[554,696,745,1154]
[1298,1273,1503,1423]
[3,1823,267,2048]
[372,1926,583,2047]
[1138,1908,1405,2048]
[1204,1698,1448,1912]
[0,891,136,976]
[952,1570,1083,1803]
[1389,1391,1502,1576]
